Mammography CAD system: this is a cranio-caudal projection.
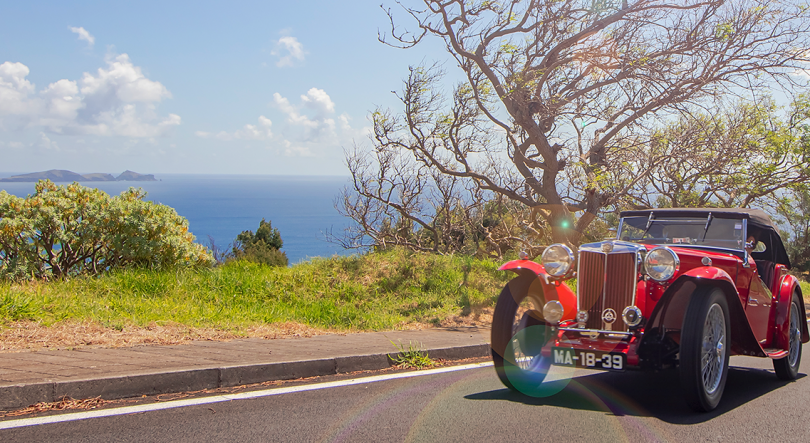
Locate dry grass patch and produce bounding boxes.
[1,396,108,417]
[0,320,337,352]
[438,307,494,328]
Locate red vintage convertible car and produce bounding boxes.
[491,208,809,412]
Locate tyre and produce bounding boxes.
[773,292,803,380]
[679,287,730,412]
[491,278,552,395]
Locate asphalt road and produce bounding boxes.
[2,347,808,443]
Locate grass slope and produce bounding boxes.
[0,250,509,334]
[1,250,807,351]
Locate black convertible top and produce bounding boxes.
[619,208,777,229]
[619,208,791,268]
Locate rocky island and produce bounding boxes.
[0,170,157,182]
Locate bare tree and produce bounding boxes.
[343,0,810,250]
[336,65,568,256]
[337,136,554,256]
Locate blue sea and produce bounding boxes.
[0,174,355,264]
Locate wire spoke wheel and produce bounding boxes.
[700,304,726,395]
[788,302,801,367]
[680,287,730,412]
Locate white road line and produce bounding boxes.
[0,361,494,430]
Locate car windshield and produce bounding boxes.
[618,215,745,250]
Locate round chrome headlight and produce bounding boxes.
[543,300,564,324]
[644,247,679,282]
[541,244,575,277]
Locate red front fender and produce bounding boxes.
[499,259,576,321]
[672,266,766,357]
[678,266,736,286]
[774,273,810,348]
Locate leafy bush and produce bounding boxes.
[0,180,213,280]
[232,218,288,266]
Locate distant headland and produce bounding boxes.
[0,170,157,183]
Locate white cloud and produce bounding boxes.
[272,36,306,67]
[0,62,37,116]
[195,87,366,164]
[272,93,295,116]
[35,132,59,151]
[283,140,314,157]
[195,115,273,141]
[69,26,95,47]
[300,88,335,115]
[38,79,82,127]
[81,54,171,105]
[0,55,179,137]
[269,88,364,158]
[236,115,273,139]
[273,89,336,140]
[0,140,24,149]
[85,106,181,137]
[339,114,352,131]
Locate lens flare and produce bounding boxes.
[502,325,573,397]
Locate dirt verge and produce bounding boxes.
[0,309,494,353]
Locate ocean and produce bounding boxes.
[0,174,355,264]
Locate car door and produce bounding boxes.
[744,259,772,345]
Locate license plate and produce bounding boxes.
[552,347,626,370]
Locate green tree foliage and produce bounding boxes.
[615,99,810,210]
[775,185,810,276]
[0,180,213,280]
[233,218,288,267]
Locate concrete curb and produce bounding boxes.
[0,343,490,411]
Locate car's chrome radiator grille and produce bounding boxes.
[577,251,637,331]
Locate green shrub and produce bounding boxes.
[233,218,288,267]
[239,243,289,267]
[0,180,213,280]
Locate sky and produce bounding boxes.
[0,1,452,176]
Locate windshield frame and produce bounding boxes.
[616,213,748,256]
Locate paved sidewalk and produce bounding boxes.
[0,327,491,411]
